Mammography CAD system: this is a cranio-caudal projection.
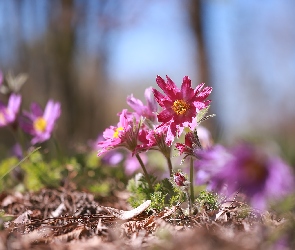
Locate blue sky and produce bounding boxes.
[107,0,198,85]
[0,0,294,139]
[106,0,295,138]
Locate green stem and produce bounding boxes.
[9,126,26,155]
[52,135,63,163]
[135,153,153,190]
[0,147,41,180]
[17,127,27,154]
[190,157,194,205]
[166,156,173,177]
[185,188,191,215]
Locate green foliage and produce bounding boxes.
[195,190,219,211]
[0,148,128,197]
[0,147,42,191]
[20,151,75,191]
[0,209,13,230]
[150,191,166,211]
[0,157,19,191]
[127,174,185,211]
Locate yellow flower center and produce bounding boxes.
[33,117,47,132]
[113,127,123,138]
[172,100,190,115]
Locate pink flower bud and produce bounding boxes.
[173,172,187,186]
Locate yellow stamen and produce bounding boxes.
[172,100,190,115]
[113,127,123,138]
[33,117,47,132]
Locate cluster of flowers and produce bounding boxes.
[0,71,61,147]
[98,74,294,210]
[97,75,212,179]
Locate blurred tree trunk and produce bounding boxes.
[188,0,210,85]
[188,0,219,137]
[47,0,109,152]
[49,0,76,141]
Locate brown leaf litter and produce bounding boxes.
[0,188,288,249]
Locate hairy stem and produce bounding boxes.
[185,188,191,215]
[166,156,173,177]
[190,157,194,205]
[135,153,153,190]
[52,134,64,164]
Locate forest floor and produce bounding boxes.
[0,187,287,250]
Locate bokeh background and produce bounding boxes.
[0,0,294,164]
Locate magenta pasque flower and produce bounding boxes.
[147,126,174,150]
[152,75,212,136]
[20,100,61,144]
[0,94,22,127]
[176,130,202,159]
[97,109,141,156]
[176,126,213,160]
[173,171,187,187]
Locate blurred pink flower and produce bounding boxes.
[0,94,21,127]
[196,125,213,149]
[98,147,147,176]
[20,100,61,144]
[152,75,212,136]
[124,152,147,175]
[194,145,232,187]
[196,143,294,210]
[101,150,124,166]
[11,143,23,159]
[127,87,158,123]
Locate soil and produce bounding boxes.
[0,188,285,249]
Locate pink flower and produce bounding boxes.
[97,109,140,156]
[124,152,148,175]
[127,87,158,123]
[0,94,22,127]
[138,126,173,158]
[20,100,61,144]
[196,125,213,149]
[196,143,294,210]
[176,130,202,159]
[173,171,187,187]
[176,126,213,159]
[152,75,212,136]
[98,147,148,176]
[101,150,124,166]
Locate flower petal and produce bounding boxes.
[155,75,177,99]
[157,109,174,123]
[181,76,194,101]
